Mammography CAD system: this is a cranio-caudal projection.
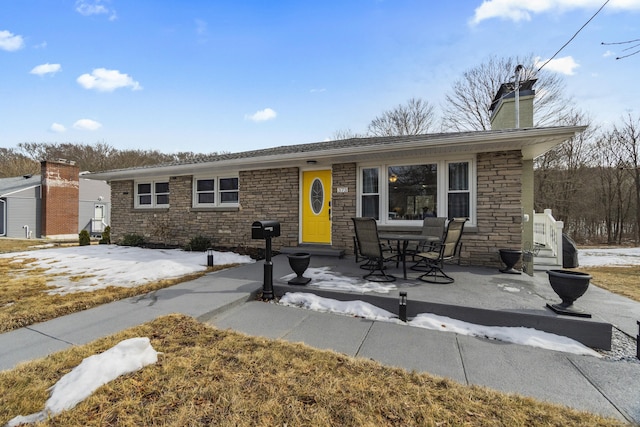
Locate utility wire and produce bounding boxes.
[537,0,610,72]
[602,38,640,60]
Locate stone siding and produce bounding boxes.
[331,163,357,253]
[110,154,523,267]
[464,150,523,267]
[110,168,300,250]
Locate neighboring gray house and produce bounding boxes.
[0,160,111,240]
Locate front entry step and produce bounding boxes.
[279,245,345,258]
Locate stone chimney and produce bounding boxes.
[489,78,536,130]
[41,159,80,240]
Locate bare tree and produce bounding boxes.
[331,128,364,140]
[534,109,594,234]
[11,142,221,173]
[613,114,640,243]
[441,54,573,131]
[0,148,39,178]
[591,131,635,243]
[367,98,436,137]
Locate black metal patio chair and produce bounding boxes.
[352,217,396,282]
[407,216,447,261]
[413,217,467,284]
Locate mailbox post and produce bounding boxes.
[251,220,281,300]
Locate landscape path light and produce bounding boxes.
[207,248,214,267]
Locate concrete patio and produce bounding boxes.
[267,253,638,348]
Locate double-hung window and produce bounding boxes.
[135,180,170,208]
[193,176,239,207]
[361,168,380,219]
[447,161,470,219]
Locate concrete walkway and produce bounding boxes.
[1,254,638,424]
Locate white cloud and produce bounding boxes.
[73,119,102,131]
[471,0,640,24]
[75,0,117,20]
[310,88,326,93]
[603,50,614,57]
[0,30,25,51]
[50,123,66,133]
[30,63,62,76]
[535,55,580,75]
[245,108,277,122]
[77,68,142,92]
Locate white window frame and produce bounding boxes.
[134,179,170,209]
[0,199,5,236]
[357,156,476,226]
[360,167,380,219]
[192,176,240,208]
[446,160,476,223]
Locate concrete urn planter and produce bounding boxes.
[499,249,522,274]
[287,253,311,285]
[546,269,592,318]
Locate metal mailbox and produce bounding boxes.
[251,220,281,239]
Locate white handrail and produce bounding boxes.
[533,209,563,266]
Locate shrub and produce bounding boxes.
[119,233,145,247]
[185,235,212,252]
[78,230,91,246]
[99,226,111,244]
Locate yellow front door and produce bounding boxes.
[302,170,331,244]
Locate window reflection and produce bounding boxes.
[388,164,437,220]
[361,168,379,219]
[448,162,469,218]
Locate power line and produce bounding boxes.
[602,38,640,60]
[537,0,610,72]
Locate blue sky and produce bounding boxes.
[1,0,639,154]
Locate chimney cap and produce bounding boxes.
[43,158,77,166]
[489,78,537,112]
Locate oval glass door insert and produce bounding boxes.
[310,178,324,215]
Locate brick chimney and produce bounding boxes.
[489,78,536,130]
[41,159,80,240]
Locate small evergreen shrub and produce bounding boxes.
[186,235,212,252]
[78,230,91,246]
[99,226,111,244]
[119,233,145,247]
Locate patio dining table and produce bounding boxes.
[378,233,441,279]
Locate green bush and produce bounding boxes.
[99,226,111,244]
[185,235,212,252]
[78,230,91,246]
[119,233,145,247]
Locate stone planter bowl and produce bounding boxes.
[287,253,311,285]
[546,269,592,317]
[499,249,522,274]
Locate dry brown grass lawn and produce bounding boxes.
[0,314,626,427]
[578,265,640,303]
[0,238,50,253]
[0,240,229,333]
